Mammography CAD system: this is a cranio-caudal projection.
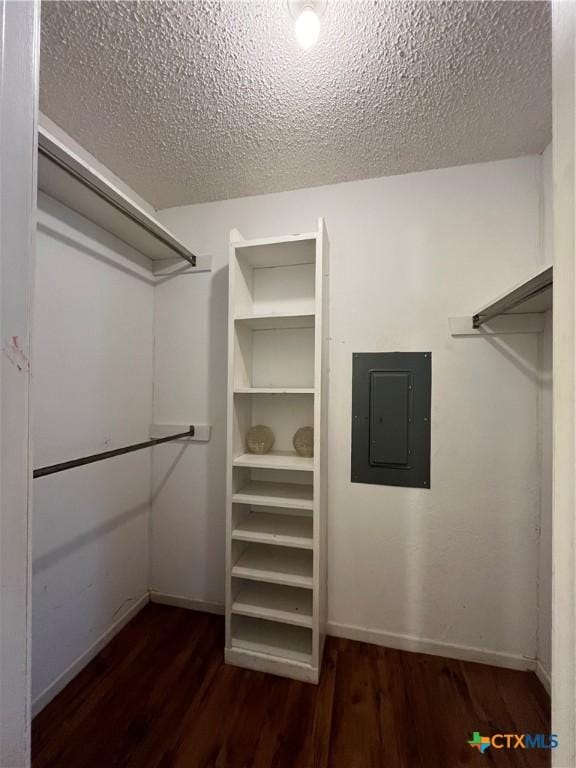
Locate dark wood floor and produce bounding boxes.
[33,604,550,768]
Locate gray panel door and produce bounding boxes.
[351,353,431,488]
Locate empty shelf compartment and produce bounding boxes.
[233,451,314,472]
[232,544,313,588]
[232,480,313,510]
[233,511,313,548]
[231,615,312,664]
[232,582,313,628]
[234,324,315,390]
[233,238,316,318]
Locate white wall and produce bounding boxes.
[539,309,553,685]
[551,3,576,760]
[153,156,545,665]
[0,1,39,762]
[32,193,154,709]
[538,142,553,686]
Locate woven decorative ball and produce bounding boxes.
[293,426,314,457]
[246,425,275,454]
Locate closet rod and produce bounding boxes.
[33,427,195,479]
[472,266,553,328]
[38,141,197,267]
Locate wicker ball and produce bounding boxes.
[246,425,275,454]
[293,426,314,457]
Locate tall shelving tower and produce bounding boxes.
[225,219,328,683]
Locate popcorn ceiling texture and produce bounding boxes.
[40,0,551,209]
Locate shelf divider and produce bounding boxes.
[233,451,313,472]
[232,510,313,548]
[232,582,313,628]
[231,545,313,589]
[232,480,313,510]
[234,387,314,395]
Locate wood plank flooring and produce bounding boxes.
[32,604,550,768]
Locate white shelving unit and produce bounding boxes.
[225,220,328,683]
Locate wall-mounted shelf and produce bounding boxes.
[473,265,552,328]
[450,265,553,335]
[38,127,197,266]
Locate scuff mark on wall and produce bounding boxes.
[2,335,30,373]
[111,596,135,620]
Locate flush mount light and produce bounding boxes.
[288,0,327,50]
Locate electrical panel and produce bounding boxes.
[351,352,431,488]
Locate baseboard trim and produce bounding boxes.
[67,596,537,680]
[326,620,537,673]
[150,591,225,615]
[535,660,551,694]
[32,592,150,717]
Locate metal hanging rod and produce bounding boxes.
[33,427,195,479]
[473,266,553,329]
[38,128,197,267]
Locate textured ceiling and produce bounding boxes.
[40,0,551,209]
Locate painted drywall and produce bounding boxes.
[551,3,576,760]
[537,142,553,687]
[0,1,39,762]
[539,310,553,685]
[153,155,544,664]
[542,142,554,269]
[32,193,154,708]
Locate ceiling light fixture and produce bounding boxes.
[288,0,326,50]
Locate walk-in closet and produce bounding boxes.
[2,1,570,766]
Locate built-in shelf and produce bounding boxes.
[232,511,313,548]
[233,451,314,472]
[231,616,312,664]
[38,127,196,266]
[226,220,327,683]
[232,480,313,510]
[232,582,313,628]
[234,312,315,330]
[231,545,313,588]
[234,387,314,395]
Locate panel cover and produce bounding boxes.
[351,353,431,488]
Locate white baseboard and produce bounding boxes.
[150,591,225,615]
[150,598,539,675]
[32,592,150,717]
[535,660,551,694]
[31,593,544,714]
[147,599,540,675]
[326,620,538,673]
